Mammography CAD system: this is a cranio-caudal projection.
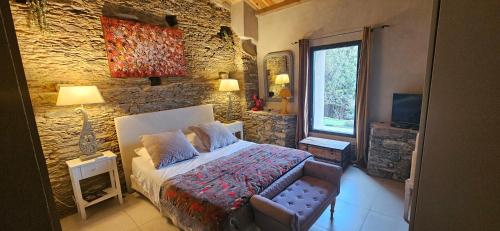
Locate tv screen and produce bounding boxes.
[391,93,422,129]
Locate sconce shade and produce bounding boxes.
[275,74,290,85]
[219,79,240,92]
[56,86,105,106]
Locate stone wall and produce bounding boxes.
[367,122,418,182]
[10,0,258,217]
[243,111,297,148]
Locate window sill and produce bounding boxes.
[309,131,356,143]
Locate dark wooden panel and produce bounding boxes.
[102,2,169,27]
[412,0,500,230]
[0,1,60,230]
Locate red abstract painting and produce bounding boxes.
[101,16,187,78]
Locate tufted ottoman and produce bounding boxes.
[250,159,342,231]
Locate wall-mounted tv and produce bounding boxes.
[391,93,423,129]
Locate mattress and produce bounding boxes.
[131,140,255,206]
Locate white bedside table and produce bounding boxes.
[224,121,244,140]
[66,151,123,220]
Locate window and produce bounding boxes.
[309,41,361,136]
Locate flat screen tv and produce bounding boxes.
[391,93,422,129]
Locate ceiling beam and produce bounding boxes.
[256,0,302,14]
[248,0,270,9]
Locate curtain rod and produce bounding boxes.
[291,25,389,45]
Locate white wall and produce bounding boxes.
[257,0,433,123]
[231,0,258,42]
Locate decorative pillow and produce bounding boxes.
[185,132,207,152]
[140,130,199,169]
[189,121,238,152]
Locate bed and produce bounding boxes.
[114,105,311,230]
[131,140,255,207]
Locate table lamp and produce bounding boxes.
[56,86,105,161]
[219,79,240,121]
[276,74,291,114]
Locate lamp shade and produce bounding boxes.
[275,74,290,85]
[219,79,240,92]
[56,86,105,106]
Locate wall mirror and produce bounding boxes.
[264,51,294,102]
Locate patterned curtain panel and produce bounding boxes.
[296,39,311,145]
[354,27,373,167]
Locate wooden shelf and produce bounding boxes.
[82,187,118,207]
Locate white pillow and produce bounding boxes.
[189,121,238,152]
[140,129,199,169]
[134,147,151,159]
[135,132,205,158]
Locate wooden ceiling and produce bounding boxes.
[224,0,301,13]
[246,0,287,10]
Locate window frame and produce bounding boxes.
[308,40,362,138]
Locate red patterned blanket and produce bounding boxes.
[159,144,311,230]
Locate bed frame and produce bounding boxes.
[114,104,215,192]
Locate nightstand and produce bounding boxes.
[224,121,244,140]
[66,151,123,220]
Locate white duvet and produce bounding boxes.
[131,140,255,205]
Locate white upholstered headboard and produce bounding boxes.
[114,104,215,191]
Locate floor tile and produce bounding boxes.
[310,224,327,231]
[60,167,408,231]
[337,174,384,209]
[139,217,180,231]
[60,213,83,231]
[360,211,408,231]
[342,167,373,181]
[314,199,370,231]
[370,181,405,217]
[61,197,133,231]
[122,194,162,225]
[71,211,137,231]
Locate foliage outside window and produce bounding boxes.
[310,41,360,136]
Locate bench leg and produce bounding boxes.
[330,199,335,220]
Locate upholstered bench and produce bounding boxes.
[250,160,342,231]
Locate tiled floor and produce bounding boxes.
[60,167,408,231]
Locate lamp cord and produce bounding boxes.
[53,195,75,208]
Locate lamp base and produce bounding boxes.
[79,152,104,161]
[226,92,232,121]
[280,97,289,115]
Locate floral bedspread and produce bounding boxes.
[159,144,312,231]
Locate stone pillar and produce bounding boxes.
[367,122,418,181]
[242,111,297,148]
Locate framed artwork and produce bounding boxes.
[101,16,187,78]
